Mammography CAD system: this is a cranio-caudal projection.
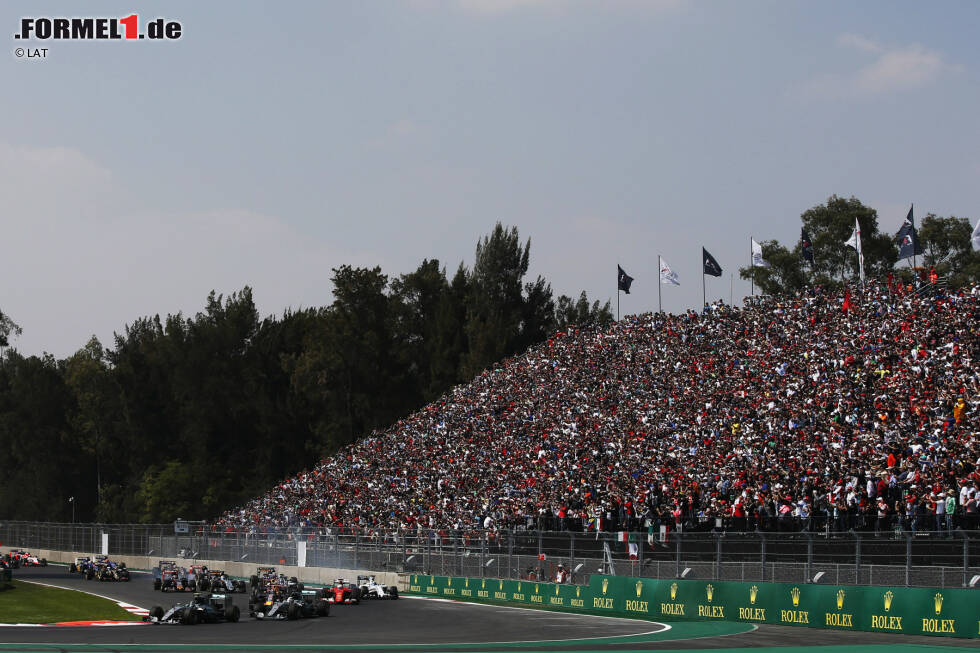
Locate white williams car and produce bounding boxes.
[356,575,399,600]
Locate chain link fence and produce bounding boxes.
[2,521,978,589]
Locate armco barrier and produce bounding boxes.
[406,574,979,639]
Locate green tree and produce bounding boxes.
[918,214,980,287]
[738,240,809,296]
[554,292,613,330]
[801,195,896,284]
[0,309,21,347]
[463,223,532,378]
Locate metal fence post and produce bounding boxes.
[759,531,766,581]
[675,531,681,578]
[805,532,813,583]
[959,530,969,588]
[507,529,514,580]
[714,532,722,580]
[569,531,575,579]
[905,532,912,587]
[354,532,359,570]
[853,529,861,584]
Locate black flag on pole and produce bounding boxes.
[617,265,634,294]
[896,205,924,260]
[702,248,722,277]
[801,228,814,263]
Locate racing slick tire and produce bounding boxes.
[228,605,240,623]
[85,570,94,581]
[287,602,301,620]
[316,601,329,617]
[153,579,162,591]
[181,609,199,626]
[69,563,77,573]
[149,606,164,621]
[352,588,361,604]
[249,574,259,588]
[389,587,399,600]
[198,578,210,592]
[40,558,47,567]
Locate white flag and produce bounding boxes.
[751,238,770,268]
[660,258,680,286]
[972,219,980,252]
[844,218,865,283]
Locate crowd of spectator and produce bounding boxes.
[214,280,980,538]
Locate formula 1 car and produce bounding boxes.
[250,586,330,620]
[93,559,130,582]
[204,570,247,593]
[153,564,194,592]
[84,555,109,580]
[19,552,48,567]
[144,593,241,624]
[326,579,361,604]
[356,575,399,600]
[69,556,91,573]
[185,565,209,591]
[249,567,278,593]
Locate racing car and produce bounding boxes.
[250,585,329,620]
[326,579,361,604]
[185,565,209,590]
[356,575,399,600]
[144,592,241,625]
[204,570,247,593]
[153,562,194,592]
[84,555,110,580]
[94,559,130,582]
[69,556,91,573]
[18,551,48,567]
[249,566,278,593]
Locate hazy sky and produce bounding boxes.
[2,1,978,358]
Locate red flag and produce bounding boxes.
[842,290,852,313]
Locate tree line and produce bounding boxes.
[0,224,610,524]
[740,195,979,294]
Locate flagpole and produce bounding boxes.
[730,273,733,305]
[911,204,916,272]
[749,237,754,297]
[702,271,706,312]
[657,254,662,314]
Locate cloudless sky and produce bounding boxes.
[2,1,978,357]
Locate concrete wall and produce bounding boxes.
[31,548,409,589]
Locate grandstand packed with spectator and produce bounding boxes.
[214,280,980,537]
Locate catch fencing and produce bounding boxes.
[1,521,978,589]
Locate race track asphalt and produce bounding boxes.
[1,566,976,651]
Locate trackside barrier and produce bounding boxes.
[405,574,980,639]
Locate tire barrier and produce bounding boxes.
[406,574,979,639]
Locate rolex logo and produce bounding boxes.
[602,578,609,595]
[836,589,845,610]
[706,584,714,603]
[883,590,893,612]
[791,586,801,607]
[934,592,943,615]
[670,582,678,601]
[749,585,758,605]
[636,580,643,597]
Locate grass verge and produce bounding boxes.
[0,580,140,623]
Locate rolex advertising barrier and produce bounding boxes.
[406,574,979,639]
